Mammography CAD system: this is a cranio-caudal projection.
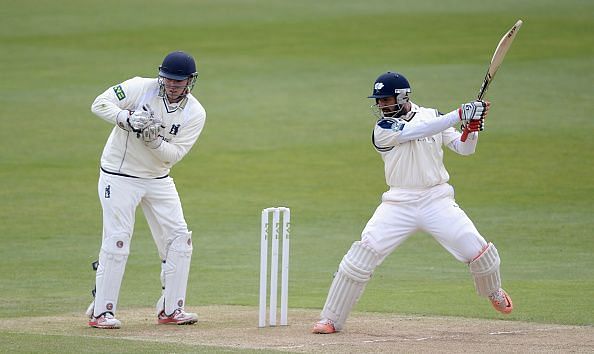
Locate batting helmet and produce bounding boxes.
[158,51,198,98]
[368,72,411,118]
[368,72,411,100]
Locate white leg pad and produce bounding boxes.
[158,232,193,315]
[85,300,95,317]
[321,241,380,330]
[469,242,501,297]
[93,234,130,317]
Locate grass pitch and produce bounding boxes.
[0,0,593,352]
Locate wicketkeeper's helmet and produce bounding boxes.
[158,51,198,98]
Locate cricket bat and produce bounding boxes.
[461,19,523,142]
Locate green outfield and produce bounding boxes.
[1,0,593,352]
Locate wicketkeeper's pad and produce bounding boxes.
[157,232,193,316]
[92,234,130,317]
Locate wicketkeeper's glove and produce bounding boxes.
[115,104,158,134]
[141,121,166,149]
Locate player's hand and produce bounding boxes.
[144,136,163,149]
[129,110,153,132]
[459,100,490,124]
[141,122,165,149]
[115,110,135,132]
[462,118,485,133]
[141,123,163,142]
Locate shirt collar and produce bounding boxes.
[400,102,419,121]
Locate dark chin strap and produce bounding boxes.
[394,105,407,117]
[375,96,407,118]
[382,104,406,118]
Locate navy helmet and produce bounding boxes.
[159,51,197,80]
[368,72,411,100]
[158,51,198,99]
[368,72,411,118]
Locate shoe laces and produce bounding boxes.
[94,312,115,321]
[489,289,506,305]
[160,308,185,319]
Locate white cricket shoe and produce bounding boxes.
[89,312,121,329]
[157,309,198,325]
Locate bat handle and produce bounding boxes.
[461,87,487,142]
[460,127,470,142]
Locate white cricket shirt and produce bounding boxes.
[91,77,206,178]
[373,102,478,190]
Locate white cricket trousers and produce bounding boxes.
[361,183,487,263]
[98,170,189,259]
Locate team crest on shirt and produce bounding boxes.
[391,121,405,131]
[113,85,126,101]
[378,118,405,132]
[169,124,181,135]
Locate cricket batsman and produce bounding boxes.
[86,51,206,329]
[312,72,513,334]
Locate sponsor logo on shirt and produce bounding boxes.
[113,85,126,101]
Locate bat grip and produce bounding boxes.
[461,84,488,142]
[460,128,470,142]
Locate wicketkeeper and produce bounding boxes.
[312,72,513,334]
[86,51,206,329]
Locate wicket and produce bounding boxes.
[259,207,291,327]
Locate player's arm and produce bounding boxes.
[90,77,146,132]
[144,108,206,166]
[444,101,488,155]
[443,127,479,155]
[374,101,487,148]
[373,110,458,148]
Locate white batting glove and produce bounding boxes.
[459,100,489,125]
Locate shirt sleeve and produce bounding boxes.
[90,77,144,125]
[374,109,460,148]
[149,107,206,166]
[444,127,479,155]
